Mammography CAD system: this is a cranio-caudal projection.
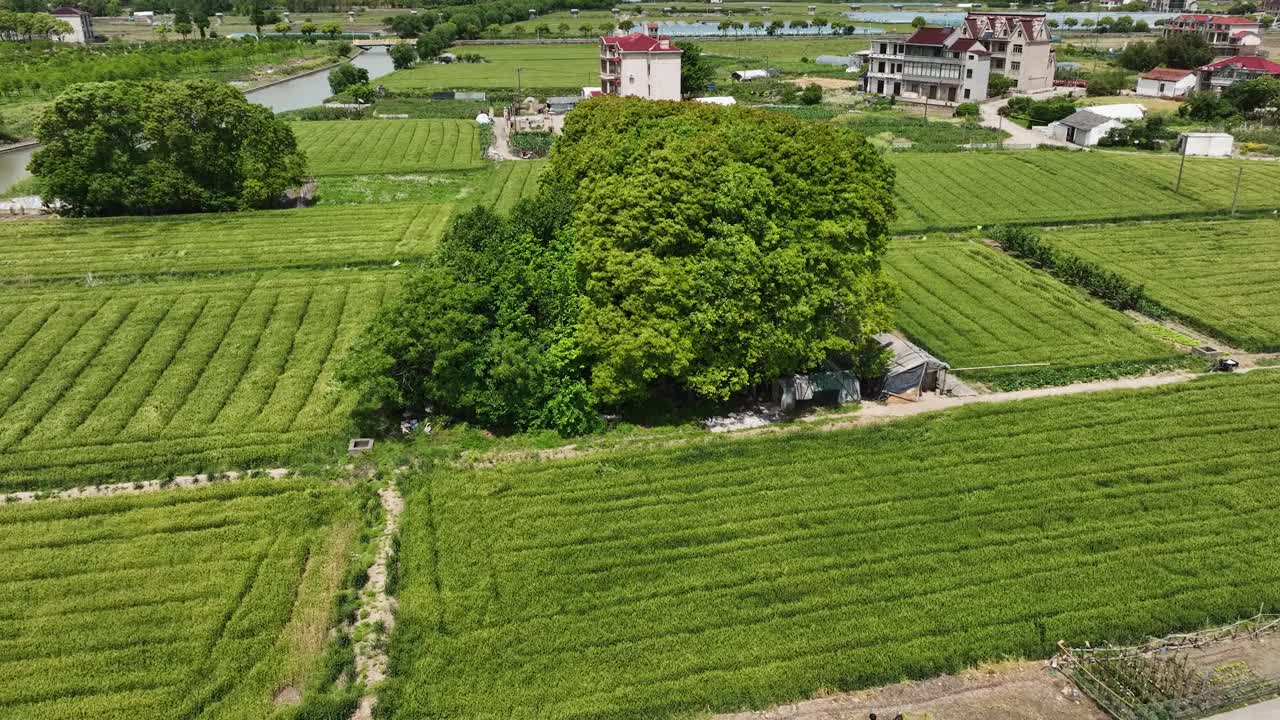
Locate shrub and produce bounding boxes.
[1086,70,1129,97]
[389,42,417,70]
[799,83,823,105]
[328,62,368,95]
[987,73,1015,97]
[953,102,979,119]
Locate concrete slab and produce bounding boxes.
[1205,696,1280,720]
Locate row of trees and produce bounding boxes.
[0,10,72,40]
[1118,34,1214,72]
[340,98,899,435]
[1181,77,1280,123]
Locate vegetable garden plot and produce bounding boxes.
[0,481,358,720]
[0,271,395,490]
[0,203,446,282]
[1046,218,1280,353]
[292,119,485,175]
[891,152,1280,232]
[385,372,1280,720]
[377,44,600,93]
[885,239,1186,388]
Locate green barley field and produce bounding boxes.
[313,161,546,210]
[378,44,601,94]
[0,480,359,720]
[1045,218,1280,353]
[0,272,394,490]
[885,239,1186,388]
[891,152,1280,232]
[383,371,1280,720]
[292,119,486,175]
[0,204,448,282]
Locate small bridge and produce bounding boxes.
[354,37,410,47]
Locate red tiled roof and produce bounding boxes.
[949,37,988,55]
[1232,29,1259,37]
[600,33,682,53]
[1199,55,1280,73]
[1173,13,1257,24]
[906,26,954,45]
[1139,67,1194,81]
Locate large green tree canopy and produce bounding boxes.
[344,97,898,435]
[31,80,306,216]
[544,97,899,405]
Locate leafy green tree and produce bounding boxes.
[545,98,899,406]
[300,18,316,40]
[953,101,979,118]
[799,82,822,105]
[273,20,288,33]
[534,21,550,35]
[1086,69,1129,97]
[389,41,416,69]
[1223,76,1280,114]
[617,18,633,31]
[249,0,267,35]
[1159,32,1212,69]
[30,80,306,217]
[767,19,783,35]
[1179,91,1238,121]
[557,21,569,34]
[1064,17,1079,27]
[910,15,926,28]
[675,41,714,97]
[596,22,611,34]
[154,23,170,40]
[328,61,368,94]
[1118,40,1163,72]
[987,73,1015,96]
[578,22,592,36]
[321,19,340,39]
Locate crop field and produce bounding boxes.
[891,152,1280,232]
[0,204,447,282]
[292,119,486,175]
[384,371,1280,719]
[0,271,396,490]
[1046,218,1280,353]
[378,44,600,93]
[474,161,548,211]
[0,480,359,720]
[885,239,1184,388]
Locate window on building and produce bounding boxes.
[964,88,971,99]
[1011,61,1021,71]
[966,68,973,78]
[1012,43,1022,53]
[878,61,885,72]
[880,43,887,53]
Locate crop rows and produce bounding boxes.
[0,271,396,489]
[0,480,357,720]
[1045,218,1280,353]
[475,161,548,212]
[292,119,485,175]
[384,371,1280,720]
[885,239,1185,388]
[378,44,600,93]
[892,152,1280,232]
[0,203,447,283]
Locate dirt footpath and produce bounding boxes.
[717,662,1107,720]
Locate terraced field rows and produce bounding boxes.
[477,161,548,212]
[0,481,358,720]
[0,204,446,282]
[892,152,1280,231]
[0,272,395,489]
[378,44,599,93]
[292,119,485,175]
[886,239,1185,388]
[1045,218,1280,353]
[386,372,1280,720]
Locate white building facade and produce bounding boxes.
[1136,67,1197,97]
[599,32,683,101]
[51,7,94,43]
[863,27,992,103]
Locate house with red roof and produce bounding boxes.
[863,12,1053,103]
[1136,67,1197,97]
[1196,55,1280,93]
[599,28,683,101]
[1164,14,1262,56]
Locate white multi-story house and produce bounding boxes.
[863,27,992,103]
[51,7,94,44]
[1148,0,1200,13]
[862,12,1055,104]
[599,30,683,101]
[1164,14,1262,56]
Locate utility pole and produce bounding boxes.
[1174,136,1188,194]
[1230,164,1243,216]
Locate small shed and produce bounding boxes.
[1082,103,1145,121]
[1137,67,1196,98]
[731,69,773,81]
[773,371,860,413]
[547,96,581,113]
[1179,132,1234,157]
[1049,110,1124,147]
[694,95,737,105]
[875,333,949,400]
[815,54,852,66]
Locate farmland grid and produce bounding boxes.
[292,119,486,175]
[0,272,395,490]
[0,480,358,720]
[1045,218,1280,353]
[479,161,548,212]
[386,371,1280,720]
[885,239,1186,388]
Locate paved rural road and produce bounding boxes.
[979,90,1078,149]
[1203,697,1280,720]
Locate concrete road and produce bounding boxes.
[978,89,1080,149]
[1204,697,1280,720]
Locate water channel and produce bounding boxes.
[0,46,395,194]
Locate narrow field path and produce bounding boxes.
[351,480,405,720]
[0,468,291,506]
[978,91,1078,149]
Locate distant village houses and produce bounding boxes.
[1163,14,1262,57]
[862,12,1055,105]
[1196,55,1280,93]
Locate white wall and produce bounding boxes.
[618,52,681,101]
[55,14,90,43]
[1181,133,1234,156]
[1051,118,1122,146]
[1136,75,1196,97]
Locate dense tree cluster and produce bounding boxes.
[342,98,899,434]
[328,61,368,94]
[1118,33,1214,72]
[1181,77,1280,123]
[0,11,72,40]
[31,80,306,216]
[1001,95,1077,124]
